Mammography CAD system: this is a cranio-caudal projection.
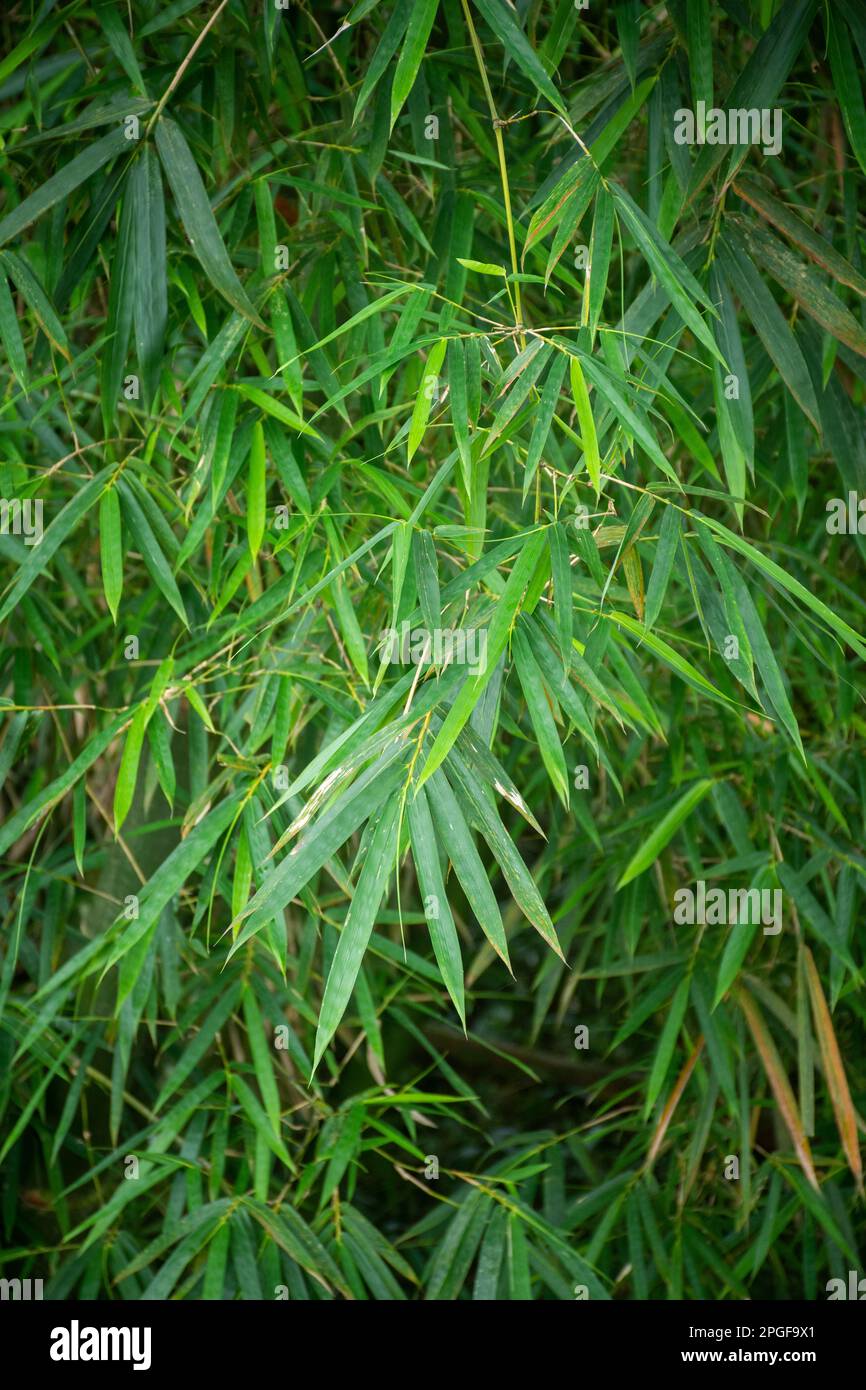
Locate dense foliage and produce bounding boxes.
[1,0,864,1301]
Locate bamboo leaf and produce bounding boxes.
[99,485,123,623]
[390,0,440,130]
[739,986,819,1192]
[617,779,715,888]
[155,116,264,328]
[313,797,400,1072]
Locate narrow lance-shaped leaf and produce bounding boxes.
[512,624,569,809]
[99,485,123,623]
[426,768,510,969]
[408,785,465,1027]
[448,337,472,495]
[313,796,400,1073]
[569,354,601,494]
[617,779,715,888]
[407,337,447,464]
[472,0,566,114]
[523,351,567,501]
[114,705,148,834]
[155,115,264,328]
[247,420,266,562]
[0,264,27,388]
[645,973,690,1119]
[390,0,441,131]
[0,467,112,624]
[0,125,129,248]
[418,527,548,786]
[130,144,167,406]
[117,478,189,629]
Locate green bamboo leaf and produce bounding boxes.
[0,266,27,388]
[711,262,754,478]
[512,624,569,809]
[472,0,566,114]
[0,709,128,859]
[606,610,733,705]
[728,214,866,360]
[544,168,599,286]
[414,529,441,636]
[147,710,176,811]
[776,865,858,975]
[331,575,371,688]
[0,466,112,625]
[568,354,601,494]
[130,145,167,406]
[407,337,447,463]
[374,174,435,257]
[716,234,819,431]
[95,1,147,94]
[418,527,547,787]
[523,352,567,500]
[205,389,241,504]
[548,520,572,666]
[242,986,282,1135]
[713,876,768,1007]
[231,1073,296,1171]
[448,337,472,494]
[275,285,410,369]
[313,796,400,1072]
[644,505,680,630]
[99,485,123,623]
[686,0,713,121]
[733,175,866,298]
[153,983,243,1111]
[247,1201,346,1290]
[99,172,136,431]
[447,751,565,960]
[408,785,465,1026]
[0,125,129,247]
[247,420,266,562]
[456,258,506,277]
[827,7,866,179]
[645,973,690,1118]
[113,705,148,834]
[688,0,818,195]
[579,352,680,488]
[1,248,68,356]
[615,1,640,91]
[426,768,510,969]
[155,116,264,328]
[98,794,246,987]
[353,2,411,125]
[691,509,866,662]
[617,779,715,888]
[319,1105,365,1208]
[483,342,551,455]
[609,183,723,364]
[229,749,408,954]
[117,478,189,628]
[390,0,440,131]
[585,186,615,340]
